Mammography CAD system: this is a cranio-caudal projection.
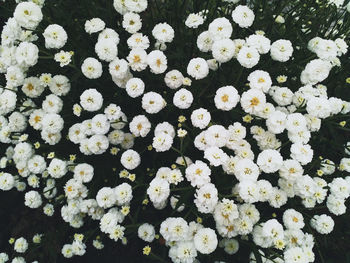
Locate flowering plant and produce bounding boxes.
[1,0,350,262]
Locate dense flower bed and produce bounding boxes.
[1,0,350,262]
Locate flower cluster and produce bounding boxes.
[0,0,350,263]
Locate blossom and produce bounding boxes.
[231,5,255,28]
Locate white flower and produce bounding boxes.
[81,57,103,79]
[164,70,184,89]
[122,12,142,34]
[74,163,94,183]
[185,13,205,28]
[49,75,71,96]
[152,23,175,43]
[283,209,305,230]
[160,217,189,242]
[195,183,219,213]
[326,194,346,215]
[125,78,145,98]
[197,31,214,52]
[208,17,232,40]
[294,175,317,199]
[310,214,334,234]
[15,42,39,67]
[169,241,197,263]
[14,237,28,253]
[205,125,229,148]
[14,2,43,30]
[212,39,235,63]
[270,39,293,62]
[115,182,133,205]
[109,225,125,241]
[214,198,239,226]
[85,18,105,34]
[147,178,170,205]
[108,130,125,145]
[329,178,350,199]
[96,187,116,208]
[120,149,141,170]
[80,89,103,112]
[266,111,287,134]
[95,39,118,62]
[147,50,167,74]
[109,58,129,79]
[54,50,72,67]
[300,59,332,85]
[98,28,120,44]
[187,58,209,80]
[246,34,271,54]
[272,87,294,106]
[193,228,218,254]
[163,167,182,183]
[286,113,307,132]
[129,115,151,137]
[154,122,176,138]
[313,39,338,60]
[13,142,34,163]
[125,0,148,13]
[24,190,42,208]
[68,124,86,144]
[191,108,211,129]
[41,130,62,145]
[28,109,45,130]
[234,158,259,182]
[279,159,303,181]
[226,122,247,142]
[247,70,272,93]
[91,114,110,135]
[48,158,67,178]
[142,92,166,114]
[113,0,128,15]
[173,88,193,109]
[8,112,27,132]
[127,48,148,71]
[152,132,173,152]
[240,89,266,114]
[262,219,284,242]
[43,24,68,49]
[237,46,260,68]
[0,89,17,116]
[214,85,240,111]
[204,146,228,166]
[257,149,283,173]
[207,58,219,71]
[231,5,255,28]
[283,247,308,263]
[64,179,86,199]
[335,38,348,55]
[239,180,260,203]
[127,33,150,50]
[42,94,63,113]
[5,66,25,88]
[27,174,40,188]
[177,128,187,138]
[0,173,14,191]
[138,223,155,242]
[61,244,74,258]
[41,113,64,133]
[72,240,86,256]
[185,160,211,187]
[222,239,239,255]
